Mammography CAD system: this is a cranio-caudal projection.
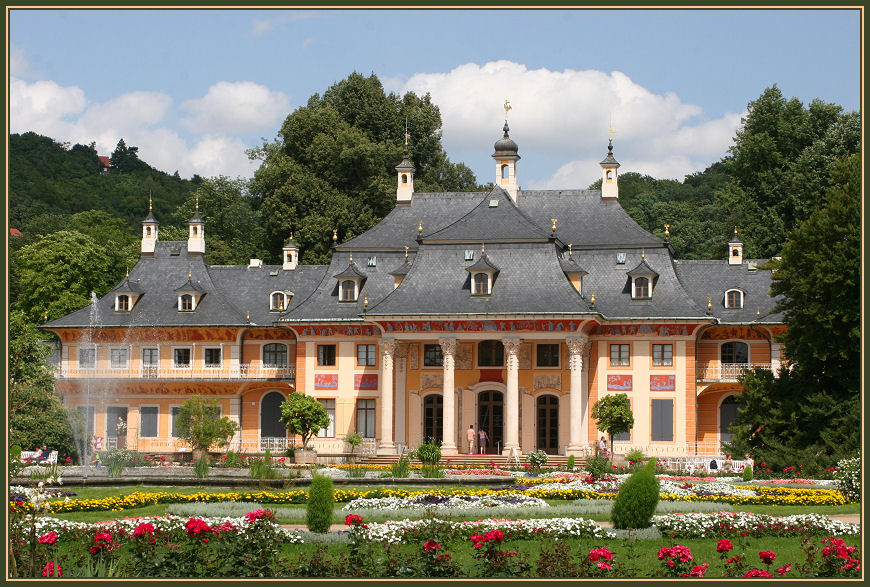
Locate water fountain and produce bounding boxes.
[69,291,102,480]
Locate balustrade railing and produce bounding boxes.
[56,364,295,381]
[696,362,770,382]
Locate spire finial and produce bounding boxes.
[756,307,761,319]
[418,220,423,234]
[188,268,192,280]
[608,114,617,142]
[149,190,152,211]
[126,266,129,278]
[504,98,511,122]
[664,223,670,238]
[195,194,199,211]
[641,248,645,260]
[707,297,713,312]
[246,312,250,322]
[404,118,410,146]
[734,226,739,238]
[404,245,409,259]
[551,218,557,233]
[568,243,573,257]
[332,228,338,242]
[349,251,353,262]
[364,294,369,309]
[290,231,293,241]
[590,291,596,306]
[481,242,486,254]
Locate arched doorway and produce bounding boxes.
[422,394,443,444]
[477,390,504,454]
[536,395,559,454]
[260,391,286,444]
[719,394,740,446]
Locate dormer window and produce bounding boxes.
[116,295,130,312]
[179,294,194,311]
[725,289,744,309]
[341,279,358,302]
[633,277,650,298]
[270,291,290,311]
[473,272,490,295]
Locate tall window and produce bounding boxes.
[536,343,560,367]
[140,407,158,438]
[609,344,630,366]
[316,399,336,437]
[317,344,336,367]
[633,277,650,298]
[356,399,376,438]
[174,348,191,368]
[652,344,673,366]
[110,348,128,369]
[78,348,96,368]
[357,344,376,366]
[719,395,740,443]
[478,340,504,367]
[473,273,489,295]
[117,295,130,311]
[263,343,288,368]
[423,344,443,367]
[341,280,356,301]
[204,348,221,367]
[651,399,674,441]
[721,341,749,364]
[423,394,443,443]
[180,294,194,311]
[270,292,286,311]
[170,407,182,437]
[725,289,744,309]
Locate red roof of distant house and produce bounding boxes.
[10,228,22,236]
[98,156,110,167]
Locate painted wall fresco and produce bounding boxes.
[420,372,443,390]
[315,374,338,389]
[700,326,769,340]
[293,325,378,337]
[378,319,584,334]
[52,327,240,343]
[354,374,378,390]
[650,374,676,391]
[606,375,633,391]
[534,373,561,391]
[455,344,473,370]
[593,324,700,337]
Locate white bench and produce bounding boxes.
[21,450,58,465]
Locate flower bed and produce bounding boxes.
[652,511,859,538]
[445,468,512,477]
[342,493,547,511]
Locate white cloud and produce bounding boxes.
[10,77,87,133]
[399,61,743,187]
[181,81,290,134]
[10,46,31,77]
[250,11,323,36]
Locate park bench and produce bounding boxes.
[20,450,58,465]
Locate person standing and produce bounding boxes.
[478,428,488,454]
[466,425,476,454]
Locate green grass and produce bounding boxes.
[733,503,859,516]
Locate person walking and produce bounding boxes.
[466,425,476,454]
[478,428,488,454]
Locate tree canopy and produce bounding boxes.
[175,395,241,453]
[280,392,330,450]
[591,393,634,455]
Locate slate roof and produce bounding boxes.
[674,260,783,323]
[425,187,550,242]
[44,242,327,329]
[367,242,591,317]
[559,255,588,275]
[465,253,499,273]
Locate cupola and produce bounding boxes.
[492,100,520,203]
[600,138,620,199]
[728,227,743,265]
[141,195,159,256]
[187,195,205,255]
[395,127,415,204]
[282,232,299,271]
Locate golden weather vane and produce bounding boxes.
[504,98,512,122]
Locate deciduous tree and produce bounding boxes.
[591,393,634,459]
[280,392,330,450]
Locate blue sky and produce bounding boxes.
[10,9,861,188]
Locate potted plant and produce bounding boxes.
[344,432,363,464]
[175,395,240,464]
[279,392,329,464]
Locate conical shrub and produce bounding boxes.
[610,457,660,529]
[306,474,335,533]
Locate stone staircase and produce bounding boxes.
[358,453,585,468]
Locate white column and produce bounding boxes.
[394,344,408,450]
[378,338,397,453]
[502,336,522,455]
[566,334,590,455]
[439,337,458,455]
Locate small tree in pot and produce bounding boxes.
[280,392,329,459]
[591,393,634,464]
[176,395,240,464]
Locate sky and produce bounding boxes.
[9,9,862,190]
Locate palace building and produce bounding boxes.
[43,121,784,458]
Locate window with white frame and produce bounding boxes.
[116,295,130,311]
[316,399,336,437]
[357,344,376,366]
[652,344,673,366]
[110,348,129,369]
[270,291,287,311]
[633,276,651,298]
[341,280,357,302]
[610,344,630,366]
[173,348,191,368]
[263,343,288,368]
[78,348,96,369]
[140,407,158,438]
[317,344,336,367]
[179,294,194,311]
[472,272,490,295]
[725,289,744,309]
[204,347,221,367]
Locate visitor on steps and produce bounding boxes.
[466,425,476,454]
[478,429,488,454]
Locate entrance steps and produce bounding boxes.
[358,453,585,468]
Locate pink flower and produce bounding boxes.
[64,457,71,463]
[759,551,776,565]
[38,531,58,545]
[185,518,212,536]
[716,539,733,553]
[744,569,771,577]
[132,522,155,537]
[345,514,364,526]
[244,509,274,523]
[423,540,441,552]
[726,557,741,564]
[589,547,614,561]
[690,563,709,577]
[596,561,612,570]
[41,561,62,577]
[776,563,791,575]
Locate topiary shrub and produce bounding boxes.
[611,458,660,529]
[306,474,335,533]
[566,455,575,471]
[742,464,754,482]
